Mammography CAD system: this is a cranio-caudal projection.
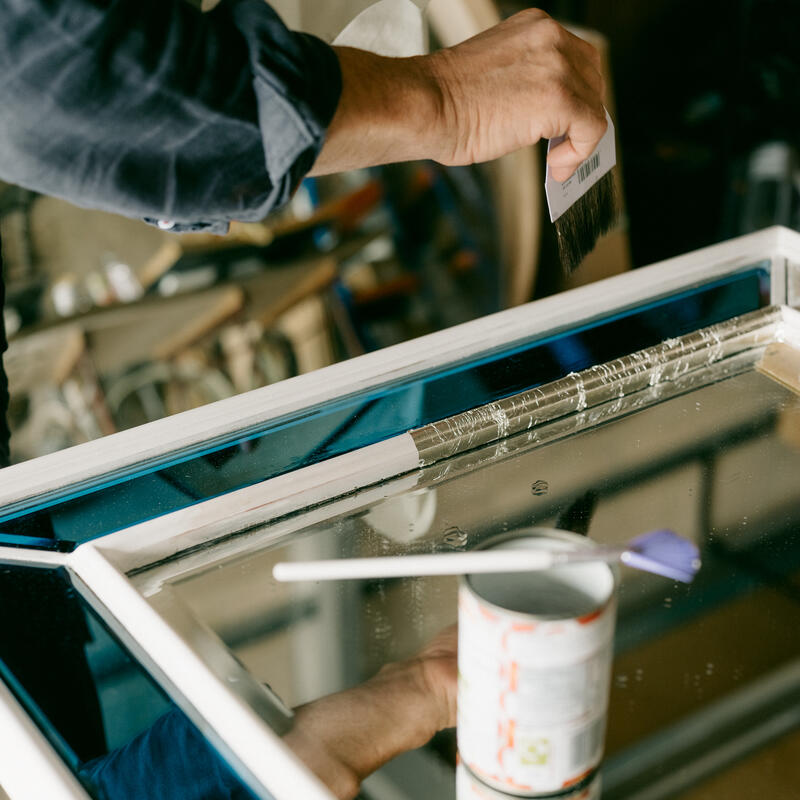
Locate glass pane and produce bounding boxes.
[141,333,800,799]
[0,564,263,800]
[0,267,770,548]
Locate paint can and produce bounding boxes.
[457,528,617,797]
[456,762,601,800]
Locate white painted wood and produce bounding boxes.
[129,471,422,596]
[1,227,798,511]
[778,305,800,348]
[90,435,420,574]
[0,548,66,568]
[67,546,335,800]
[0,680,90,800]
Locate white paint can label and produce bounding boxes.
[457,529,617,797]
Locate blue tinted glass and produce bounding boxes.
[0,564,262,800]
[0,267,770,547]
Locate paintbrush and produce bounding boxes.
[272,529,701,584]
[545,108,620,273]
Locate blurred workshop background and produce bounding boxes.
[1,0,799,464]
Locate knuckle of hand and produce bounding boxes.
[540,16,565,42]
[518,7,549,22]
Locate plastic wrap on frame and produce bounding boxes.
[410,306,792,467]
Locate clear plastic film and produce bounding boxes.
[411,306,787,466]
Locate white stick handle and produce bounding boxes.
[272,549,564,582]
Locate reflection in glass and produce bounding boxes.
[148,354,800,798]
[0,565,260,800]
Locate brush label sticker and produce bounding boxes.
[545,109,616,223]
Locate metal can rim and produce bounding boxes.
[458,760,602,799]
[460,527,618,622]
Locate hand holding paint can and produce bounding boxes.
[457,528,617,797]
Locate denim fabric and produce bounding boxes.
[0,0,341,231]
[0,0,341,456]
[81,707,260,800]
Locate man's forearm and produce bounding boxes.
[283,660,443,799]
[309,47,445,176]
[283,626,457,800]
[311,10,608,182]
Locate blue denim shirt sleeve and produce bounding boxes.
[80,707,262,800]
[0,0,342,233]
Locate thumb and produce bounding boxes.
[547,138,586,182]
[547,114,608,182]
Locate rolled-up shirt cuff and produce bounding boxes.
[229,1,343,212]
[142,217,230,235]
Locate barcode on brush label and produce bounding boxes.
[569,716,604,770]
[577,153,601,183]
[545,109,616,222]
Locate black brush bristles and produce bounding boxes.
[554,170,619,273]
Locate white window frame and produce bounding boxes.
[3,226,800,800]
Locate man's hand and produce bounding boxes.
[283,625,457,800]
[429,9,606,180]
[311,10,606,183]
